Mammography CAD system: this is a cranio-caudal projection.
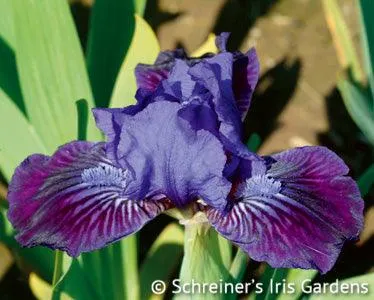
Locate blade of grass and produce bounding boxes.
[86,0,135,107]
[357,163,374,197]
[321,0,363,83]
[11,0,100,153]
[0,88,46,181]
[121,236,140,300]
[309,272,374,299]
[134,0,147,16]
[277,269,317,300]
[229,248,248,283]
[191,33,218,57]
[337,78,374,146]
[256,267,289,300]
[51,251,67,300]
[0,0,25,114]
[110,15,160,108]
[358,0,374,104]
[140,223,184,300]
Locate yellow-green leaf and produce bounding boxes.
[0,88,46,181]
[140,223,184,300]
[12,0,100,153]
[110,15,160,108]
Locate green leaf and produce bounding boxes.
[337,78,374,146]
[140,223,184,300]
[358,163,374,197]
[321,0,363,83]
[229,248,248,284]
[358,0,374,102]
[0,0,25,114]
[256,267,289,300]
[0,88,46,181]
[218,234,232,270]
[51,252,72,300]
[191,33,218,57]
[247,133,261,152]
[11,0,100,153]
[86,0,135,107]
[54,257,98,300]
[0,210,54,282]
[309,272,374,300]
[253,267,317,300]
[134,0,147,16]
[29,272,72,300]
[110,15,160,108]
[278,269,317,300]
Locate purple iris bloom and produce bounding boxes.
[7,34,363,274]
[96,33,260,173]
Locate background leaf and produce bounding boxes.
[12,0,100,153]
[310,272,374,300]
[140,223,184,300]
[110,15,160,108]
[0,0,24,114]
[86,0,135,107]
[358,0,374,101]
[321,0,363,83]
[0,88,46,181]
[337,78,374,146]
[191,33,218,57]
[134,0,147,16]
[357,163,374,196]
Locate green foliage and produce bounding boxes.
[310,272,374,300]
[11,0,100,153]
[337,79,374,146]
[322,0,374,149]
[358,163,374,196]
[0,89,46,181]
[110,15,160,108]
[140,223,184,299]
[359,0,374,101]
[86,0,136,107]
[321,0,363,83]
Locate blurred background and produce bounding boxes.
[1,0,373,299]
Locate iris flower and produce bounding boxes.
[7,34,363,274]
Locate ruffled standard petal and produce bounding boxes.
[215,32,260,119]
[135,49,188,93]
[113,101,231,209]
[7,141,171,256]
[188,53,253,159]
[206,146,364,273]
[232,48,259,120]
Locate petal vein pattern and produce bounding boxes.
[7,141,171,256]
[206,146,364,273]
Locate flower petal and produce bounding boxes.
[114,101,231,209]
[135,49,187,93]
[233,48,259,120]
[135,64,169,92]
[206,146,364,273]
[188,52,253,159]
[7,141,171,256]
[215,32,230,52]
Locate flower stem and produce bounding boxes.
[178,223,232,300]
[51,250,64,300]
